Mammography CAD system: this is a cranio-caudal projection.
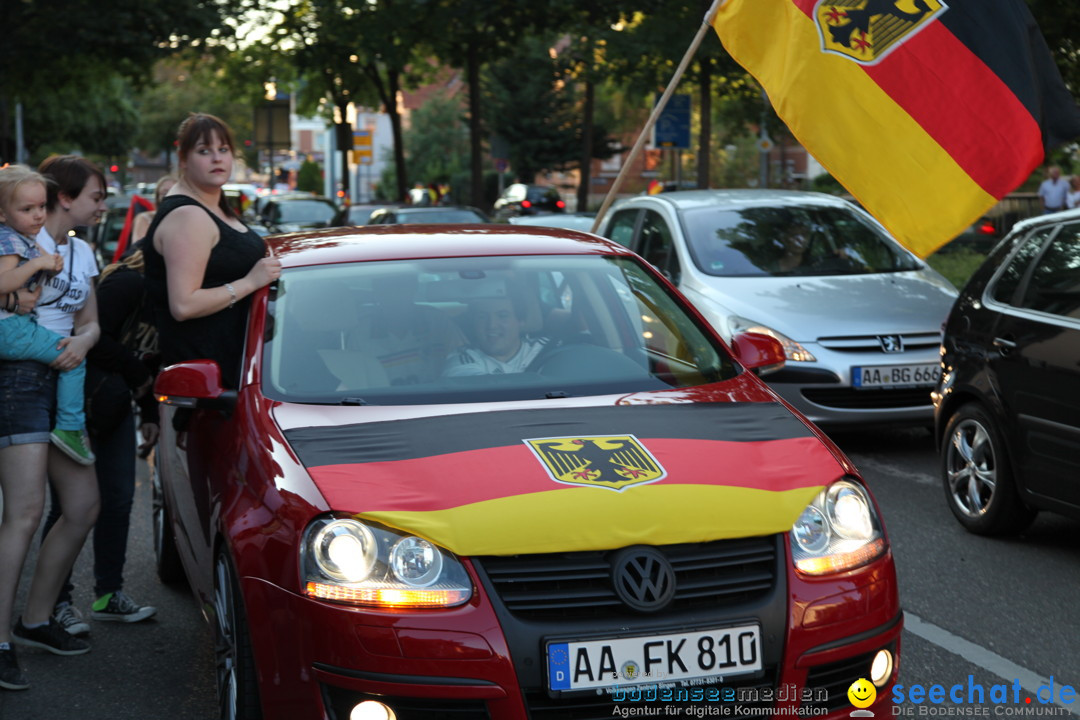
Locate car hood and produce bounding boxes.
[275,390,845,556]
[683,271,956,340]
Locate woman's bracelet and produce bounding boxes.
[224,282,237,309]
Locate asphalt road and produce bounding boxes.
[2,425,1079,719]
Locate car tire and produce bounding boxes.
[941,403,1036,535]
[214,549,262,720]
[151,458,186,587]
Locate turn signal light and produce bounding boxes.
[794,537,886,575]
[305,581,469,607]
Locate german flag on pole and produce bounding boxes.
[712,0,1080,257]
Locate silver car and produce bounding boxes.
[598,189,958,426]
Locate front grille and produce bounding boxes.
[321,685,490,720]
[817,332,941,353]
[524,666,778,720]
[800,649,882,715]
[475,536,777,620]
[802,387,933,409]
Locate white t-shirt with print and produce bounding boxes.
[443,337,549,377]
[35,229,99,336]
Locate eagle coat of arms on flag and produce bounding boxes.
[816,0,948,64]
[525,435,666,491]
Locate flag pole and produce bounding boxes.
[590,0,727,234]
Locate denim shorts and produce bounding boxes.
[0,360,57,448]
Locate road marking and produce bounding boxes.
[906,612,1079,715]
[853,455,937,486]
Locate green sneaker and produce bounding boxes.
[50,429,96,466]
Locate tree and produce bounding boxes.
[0,0,233,162]
[269,0,433,204]
[134,56,264,173]
[548,0,637,210]
[20,69,139,164]
[483,36,582,182]
[427,0,560,208]
[296,157,323,192]
[400,92,469,187]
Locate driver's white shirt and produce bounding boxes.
[443,337,549,377]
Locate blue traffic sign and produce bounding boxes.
[654,94,691,149]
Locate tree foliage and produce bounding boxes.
[0,0,234,162]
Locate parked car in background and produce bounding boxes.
[934,208,1080,535]
[87,193,138,266]
[597,189,958,427]
[224,183,261,217]
[492,183,566,221]
[509,211,597,233]
[335,203,399,226]
[152,224,900,720]
[249,193,341,235]
[367,205,490,224]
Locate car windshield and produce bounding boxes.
[274,200,336,224]
[262,255,738,405]
[682,204,922,277]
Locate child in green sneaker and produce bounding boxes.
[0,165,94,466]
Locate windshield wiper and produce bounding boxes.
[339,397,370,406]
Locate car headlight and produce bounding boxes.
[302,515,472,608]
[790,479,886,575]
[730,316,816,362]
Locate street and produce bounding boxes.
[2,425,1079,719]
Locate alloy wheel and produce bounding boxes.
[945,417,998,518]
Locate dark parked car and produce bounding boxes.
[934,208,1080,535]
[250,193,341,235]
[335,203,398,226]
[509,212,597,233]
[367,205,490,224]
[492,183,566,221]
[87,193,148,266]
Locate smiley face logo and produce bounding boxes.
[848,678,876,708]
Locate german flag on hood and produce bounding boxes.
[284,403,844,556]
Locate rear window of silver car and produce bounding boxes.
[262,255,738,405]
[682,205,922,277]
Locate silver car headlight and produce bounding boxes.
[730,316,817,363]
[302,515,472,607]
[790,479,887,575]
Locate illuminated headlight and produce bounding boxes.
[730,316,816,362]
[790,479,886,575]
[302,515,472,607]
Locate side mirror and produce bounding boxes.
[730,332,786,376]
[154,360,237,411]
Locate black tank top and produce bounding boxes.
[143,195,266,389]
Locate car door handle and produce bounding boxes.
[992,336,1017,355]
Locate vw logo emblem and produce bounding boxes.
[879,334,904,353]
[611,547,676,613]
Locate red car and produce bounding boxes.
[153,224,901,720]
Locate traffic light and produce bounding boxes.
[110,164,119,173]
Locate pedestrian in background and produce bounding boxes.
[130,174,178,243]
[1038,165,1069,213]
[0,156,107,691]
[43,243,160,636]
[1067,175,1080,209]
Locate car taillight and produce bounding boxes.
[522,200,532,208]
[977,221,996,235]
[556,200,566,209]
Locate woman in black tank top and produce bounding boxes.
[142,113,281,389]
